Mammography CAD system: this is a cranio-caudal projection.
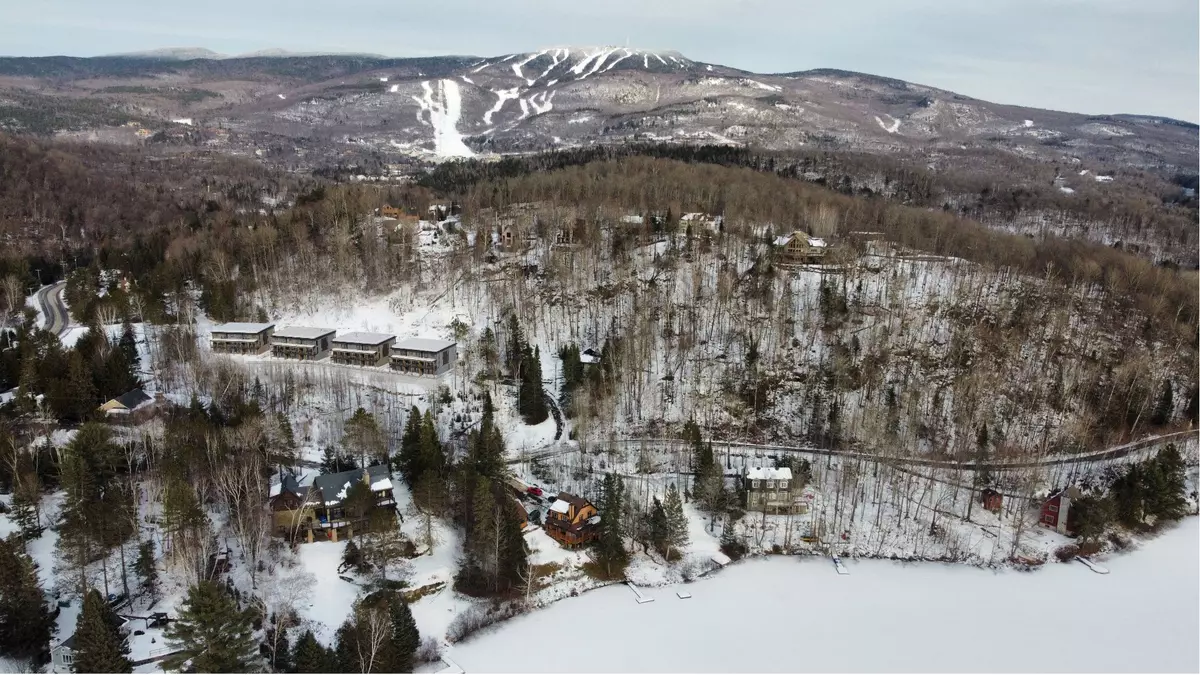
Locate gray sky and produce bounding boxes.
[3,0,1197,121]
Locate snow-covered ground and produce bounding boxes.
[451,519,1200,673]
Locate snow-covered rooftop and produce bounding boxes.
[334,331,395,345]
[807,237,828,248]
[746,467,792,481]
[212,322,274,334]
[549,500,570,514]
[394,337,456,353]
[273,326,336,340]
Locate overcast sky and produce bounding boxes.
[3,0,1197,121]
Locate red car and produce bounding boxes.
[527,486,544,497]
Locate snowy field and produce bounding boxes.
[451,519,1200,673]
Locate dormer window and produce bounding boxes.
[751,480,760,489]
[766,480,775,489]
[779,481,789,490]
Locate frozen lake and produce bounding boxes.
[452,520,1199,673]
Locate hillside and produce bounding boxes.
[0,47,1195,171]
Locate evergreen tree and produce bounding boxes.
[1144,444,1188,521]
[646,497,667,554]
[1070,494,1114,544]
[134,540,158,600]
[662,483,689,559]
[1110,464,1145,527]
[417,410,445,483]
[388,599,420,673]
[118,320,139,372]
[1152,379,1174,426]
[339,540,369,575]
[0,536,53,663]
[290,630,334,673]
[505,314,525,377]
[466,394,505,479]
[495,489,529,592]
[163,581,259,673]
[396,407,423,486]
[343,408,387,467]
[1186,384,1199,426]
[518,345,547,424]
[72,589,132,673]
[593,473,628,577]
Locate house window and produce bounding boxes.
[779,481,789,490]
[751,480,760,489]
[1042,514,1054,524]
[768,492,776,501]
[766,480,775,489]
[62,654,74,665]
[1048,505,1058,513]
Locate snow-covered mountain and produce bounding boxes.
[2,46,1195,169]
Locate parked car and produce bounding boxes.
[527,486,544,497]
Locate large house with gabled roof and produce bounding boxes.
[268,465,395,543]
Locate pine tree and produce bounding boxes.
[339,540,369,575]
[290,629,334,673]
[396,407,423,486]
[0,536,54,662]
[118,320,139,372]
[647,497,667,554]
[593,473,628,577]
[1144,444,1188,521]
[518,345,548,424]
[134,540,158,600]
[662,483,689,560]
[495,489,529,592]
[163,581,259,673]
[343,408,387,467]
[388,599,420,673]
[417,410,445,482]
[73,589,132,673]
[505,314,525,377]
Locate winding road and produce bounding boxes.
[35,281,69,337]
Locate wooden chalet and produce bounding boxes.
[773,231,829,263]
[268,465,396,543]
[544,492,600,547]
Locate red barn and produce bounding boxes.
[1040,487,1081,536]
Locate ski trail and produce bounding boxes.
[874,114,901,133]
[513,50,547,86]
[518,96,530,120]
[529,90,556,115]
[643,54,649,69]
[653,53,667,65]
[483,87,519,125]
[460,75,474,85]
[536,49,569,81]
[472,60,492,73]
[579,47,618,79]
[570,50,603,76]
[603,49,634,72]
[411,79,474,158]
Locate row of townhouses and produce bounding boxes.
[209,323,457,376]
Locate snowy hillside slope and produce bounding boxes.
[1,48,1194,168]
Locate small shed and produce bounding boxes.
[981,488,1002,512]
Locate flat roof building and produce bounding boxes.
[331,332,395,367]
[272,326,336,360]
[211,322,274,355]
[391,337,457,377]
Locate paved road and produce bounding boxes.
[508,429,1198,472]
[35,281,69,337]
